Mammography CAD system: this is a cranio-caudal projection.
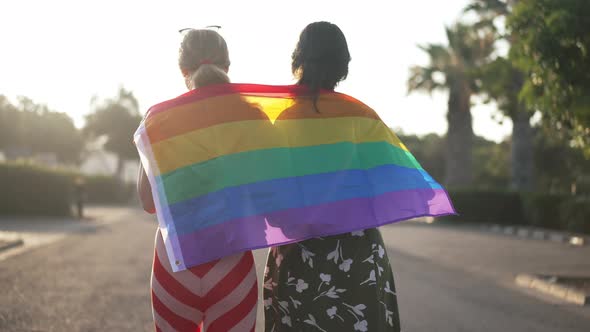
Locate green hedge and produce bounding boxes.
[0,163,72,216]
[0,162,136,216]
[521,193,569,229]
[443,190,589,234]
[443,190,524,224]
[560,198,590,234]
[82,175,135,205]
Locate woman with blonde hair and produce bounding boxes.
[137,28,258,332]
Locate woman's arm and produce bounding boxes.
[137,162,156,214]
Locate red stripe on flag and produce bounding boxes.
[206,280,258,332]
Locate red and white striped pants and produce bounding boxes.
[151,229,258,331]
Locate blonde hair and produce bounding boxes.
[179,29,231,89]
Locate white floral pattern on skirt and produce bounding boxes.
[264,228,401,332]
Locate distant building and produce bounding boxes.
[0,148,60,168]
[79,150,137,183]
[34,152,59,168]
[0,147,137,183]
[80,150,116,176]
[2,146,33,160]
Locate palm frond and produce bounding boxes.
[464,0,509,18]
[409,20,499,97]
[407,66,446,95]
[418,43,452,72]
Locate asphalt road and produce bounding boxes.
[0,208,589,331]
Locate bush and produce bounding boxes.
[442,190,589,234]
[0,162,137,216]
[443,190,524,224]
[521,193,569,230]
[560,197,590,234]
[0,162,72,216]
[82,175,134,205]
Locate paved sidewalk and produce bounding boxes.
[0,239,23,251]
[380,221,590,284]
[0,206,133,261]
[0,208,155,332]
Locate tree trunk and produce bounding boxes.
[510,110,535,191]
[115,155,125,181]
[114,156,128,203]
[445,85,473,188]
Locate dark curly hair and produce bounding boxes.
[292,22,351,111]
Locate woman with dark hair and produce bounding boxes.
[263,22,402,332]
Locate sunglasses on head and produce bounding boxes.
[178,25,221,34]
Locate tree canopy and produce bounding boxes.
[508,0,590,153]
[0,96,83,164]
[84,87,143,171]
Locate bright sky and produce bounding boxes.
[0,0,511,142]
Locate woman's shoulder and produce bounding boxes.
[329,90,376,112]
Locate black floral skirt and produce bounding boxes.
[264,228,401,332]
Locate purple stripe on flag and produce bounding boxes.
[176,188,455,268]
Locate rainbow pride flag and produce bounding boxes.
[135,84,455,272]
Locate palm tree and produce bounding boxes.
[408,23,495,188]
[478,57,535,191]
[465,0,535,191]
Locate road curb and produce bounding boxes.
[483,224,588,246]
[0,239,24,252]
[515,273,589,306]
